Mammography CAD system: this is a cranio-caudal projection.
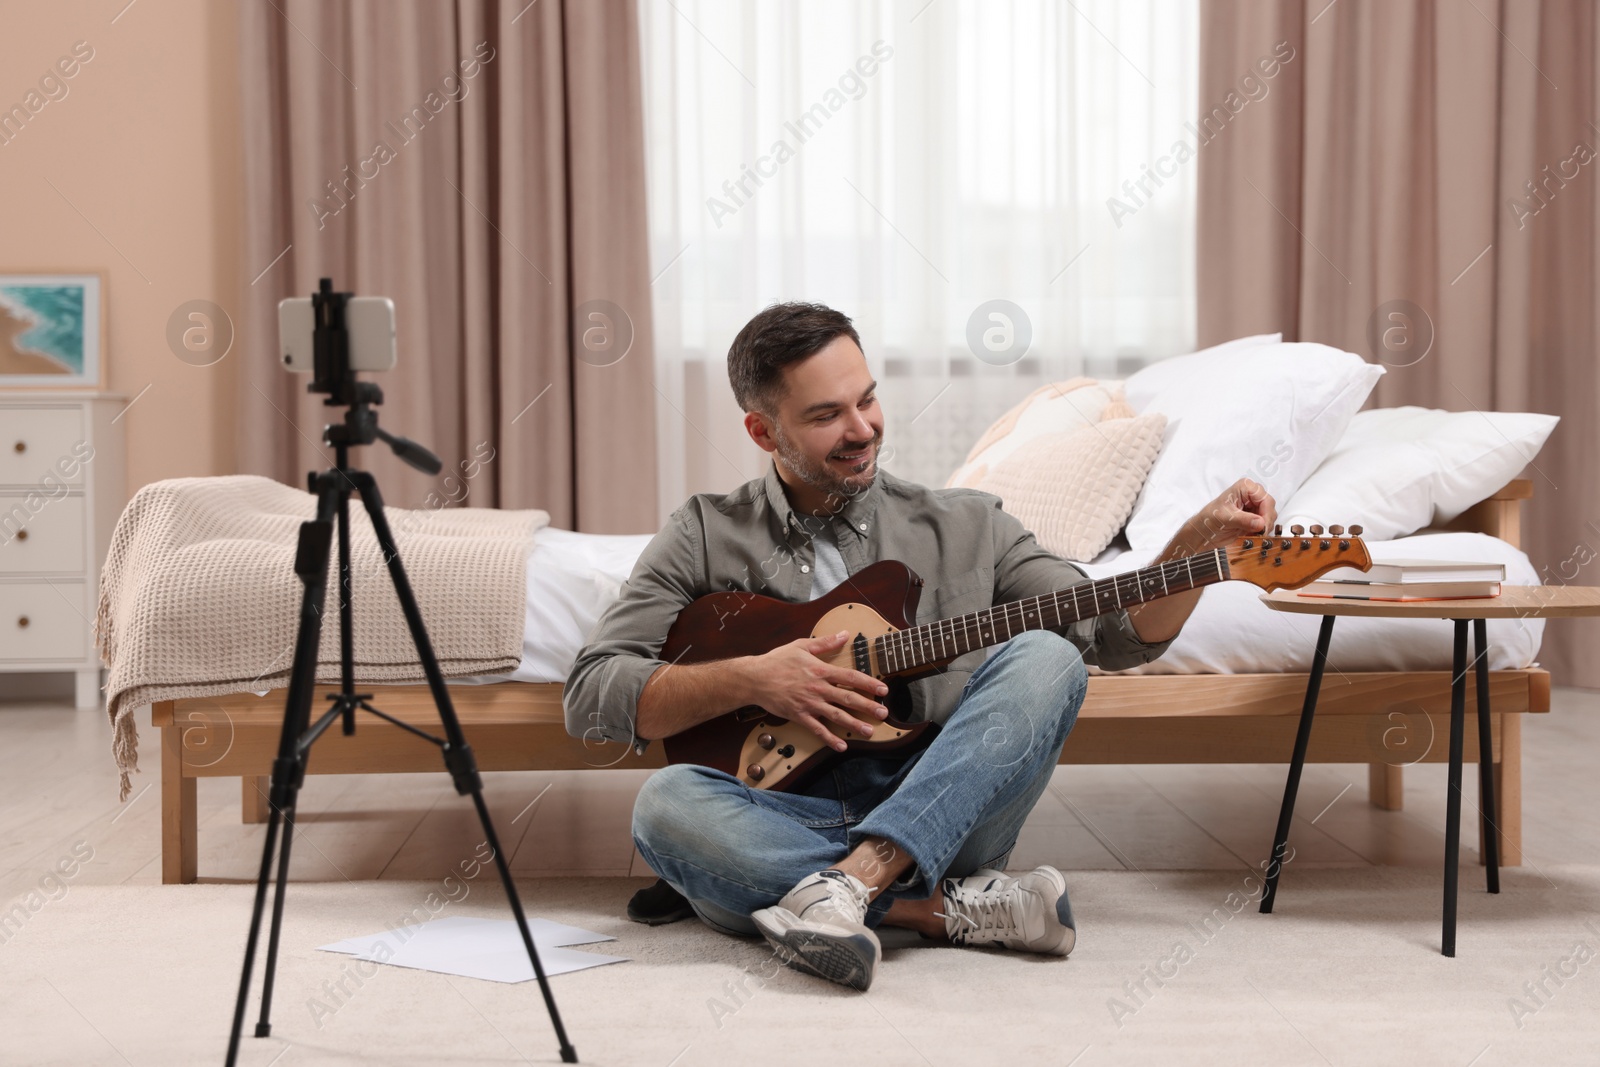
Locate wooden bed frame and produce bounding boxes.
[151,480,1546,884]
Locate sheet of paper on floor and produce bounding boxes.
[318,915,627,983]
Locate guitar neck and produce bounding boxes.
[875,548,1230,677]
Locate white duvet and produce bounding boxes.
[478,528,1542,685]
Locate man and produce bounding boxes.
[564,302,1275,991]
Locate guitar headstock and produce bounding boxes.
[1225,523,1372,591]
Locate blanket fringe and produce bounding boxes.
[112,707,140,801]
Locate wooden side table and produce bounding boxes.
[1257,585,1600,956]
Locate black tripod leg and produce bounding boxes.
[353,474,578,1063]
[226,504,336,1065]
[470,788,579,1063]
[338,472,356,735]
[255,790,302,1036]
[226,805,285,1066]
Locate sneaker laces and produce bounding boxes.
[942,877,1019,944]
[800,869,872,923]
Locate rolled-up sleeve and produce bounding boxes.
[988,501,1174,672]
[562,505,704,753]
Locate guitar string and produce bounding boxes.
[873,549,1229,676]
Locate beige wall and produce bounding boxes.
[0,0,243,491]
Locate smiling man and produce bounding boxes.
[564,302,1275,990]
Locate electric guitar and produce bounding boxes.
[659,524,1371,792]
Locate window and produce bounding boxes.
[641,0,1198,513]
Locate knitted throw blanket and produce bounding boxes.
[94,475,548,798]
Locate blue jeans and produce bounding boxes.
[632,629,1089,937]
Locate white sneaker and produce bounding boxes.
[939,866,1076,956]
[751,869,881,991]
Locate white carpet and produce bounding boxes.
[3,868,1599,1066]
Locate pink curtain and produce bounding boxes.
[1198,0,1600,687]
[237,0,657,533]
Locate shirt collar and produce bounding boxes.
[762,457,880,541]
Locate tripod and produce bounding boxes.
[225,280,577,1064]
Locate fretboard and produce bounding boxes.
[873,548,1229,677]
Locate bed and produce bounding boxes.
[143,479,1545,884]
[125,337,1560,883]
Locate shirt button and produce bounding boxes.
[801,565,810,573]
[859,523,868,531]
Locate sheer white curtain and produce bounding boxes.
[640,0,1198,521]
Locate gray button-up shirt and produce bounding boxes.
[563,460,1174,751]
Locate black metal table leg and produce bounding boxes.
[1474,618,1500,893]
[1261,614,1336,914]
[1442,620,1469,957]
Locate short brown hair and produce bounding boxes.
[726,302,861,415]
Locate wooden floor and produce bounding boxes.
[5,679,1600,896]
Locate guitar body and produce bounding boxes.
[659,560,941,793]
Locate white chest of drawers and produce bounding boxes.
[1,392,127,708]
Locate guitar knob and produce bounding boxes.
[747,764,766,782]
[1349,524,1364,536]
[757,732,776,750]
[1328,525,1344,536]
[1290,524,1304,536]
[1309,524,1323,535]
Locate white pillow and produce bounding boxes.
[1279,406,1559,542]
[1121,340,1384,550]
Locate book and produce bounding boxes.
[1298,579,1502,601]
[1317,559,1507,584]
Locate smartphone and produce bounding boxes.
[278,295,398,373]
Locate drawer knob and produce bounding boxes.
[16,616,28,629]
[12,440,23,454]
[14,529,26,542]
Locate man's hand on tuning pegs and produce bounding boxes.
[1174,477,1279,555]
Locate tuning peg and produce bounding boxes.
[1274,524,1283,536]
[1349,524,1363,536]
[1328,525,1344,536]
[1309,524,1324,535]
[1290,524,1305,536]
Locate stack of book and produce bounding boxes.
[1297,559,1505,601]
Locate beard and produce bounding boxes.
[772,423,882,512]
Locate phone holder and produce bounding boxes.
[304,277,439,474]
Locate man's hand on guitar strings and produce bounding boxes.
[751,630,890,753]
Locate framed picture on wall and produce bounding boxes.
[0,271,105,389]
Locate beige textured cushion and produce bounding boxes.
[948,378,1128,481]
[946,379,1166,562]
[973,414,1166,561]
